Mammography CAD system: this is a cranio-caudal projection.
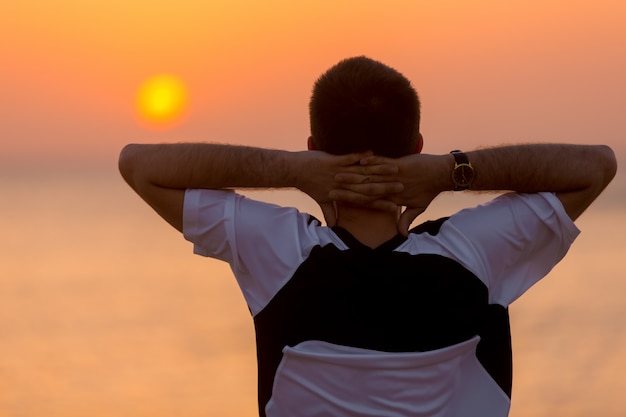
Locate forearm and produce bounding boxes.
[445,143,616,220]
[119,143,298,191]
[118,142,387,230]
[463,143,616,194]
[330,142,615,232]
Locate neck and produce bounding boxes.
[334,206,400,249]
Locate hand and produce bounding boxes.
[294,150,402,226]
[330,153,449,235]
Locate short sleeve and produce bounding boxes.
[440,192,580,306]
[183,188,237,261]
[182,188,325,315]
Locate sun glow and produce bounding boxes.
[135,74,188,128]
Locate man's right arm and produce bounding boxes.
[332,144,617,233]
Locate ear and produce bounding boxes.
[413,133,424,154]
[307,136,317,151]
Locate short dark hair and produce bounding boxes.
[309,56,420,158]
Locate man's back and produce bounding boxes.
[183,188,579,416]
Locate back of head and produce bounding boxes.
[309,56,420,158]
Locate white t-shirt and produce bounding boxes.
[183,190,579,417]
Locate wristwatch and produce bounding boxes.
[450,150,475,191]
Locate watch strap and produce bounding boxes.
[450,150,469,165]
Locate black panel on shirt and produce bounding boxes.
[253,220,512,416]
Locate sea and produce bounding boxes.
[1,162,624,417]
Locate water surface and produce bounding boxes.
[1,166,624,416]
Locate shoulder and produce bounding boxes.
[407,192,566,237]
[183,189,345,314]
[183,189,327,254]
[449,192,579,240]
[401,192,579,304]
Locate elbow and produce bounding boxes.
[118,144,141,188]
[597,145,617,189]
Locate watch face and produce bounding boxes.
[453,163,474,188]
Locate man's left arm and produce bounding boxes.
[331,143,617,233]
[118,143,399,232]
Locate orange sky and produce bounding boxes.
[1,0,625,166]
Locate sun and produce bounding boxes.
[135,74,188,128]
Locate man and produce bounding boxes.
[119,56,616,416]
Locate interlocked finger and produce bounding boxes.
[339,163,398,176]
[335,172,396,184]
[331,181,403,197]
